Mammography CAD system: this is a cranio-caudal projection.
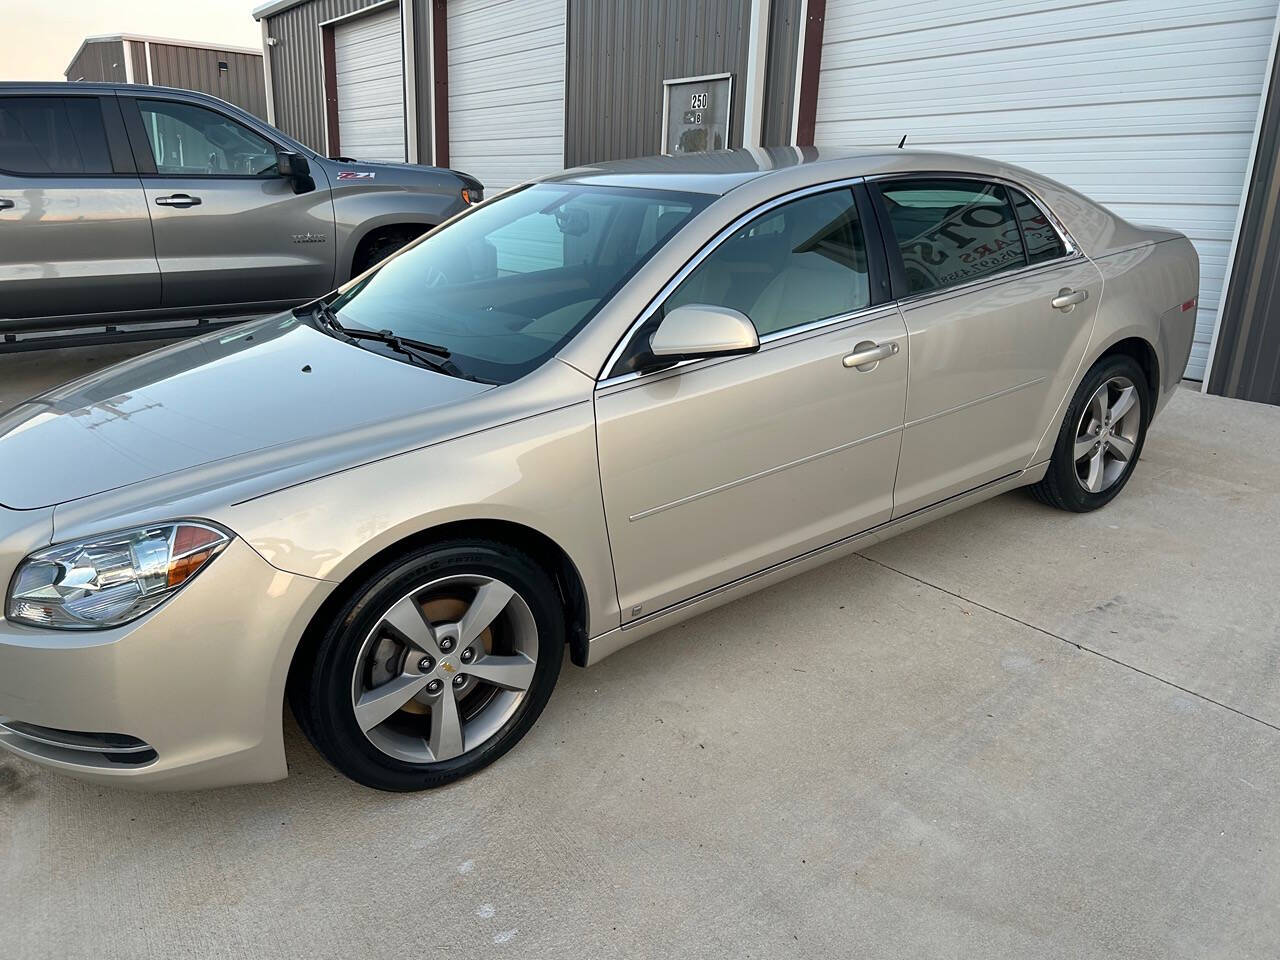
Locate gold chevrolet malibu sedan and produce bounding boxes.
[0,148,1198,791]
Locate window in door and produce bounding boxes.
[879,178,1027,296]
[1008,186,1067,264]
[666,188,871,337]
[137,100,277,176]
[0,97,112,175]
[612,189,872,375]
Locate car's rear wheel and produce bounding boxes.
[294,539,563,791]
[1030,354,1150,512]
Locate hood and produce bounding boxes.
[0,315,490,510]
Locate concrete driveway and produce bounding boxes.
[1,345,1277,960]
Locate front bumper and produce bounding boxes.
[0,538,331,791]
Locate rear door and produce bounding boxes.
[871,176,1103,516]
[0,93,159,320]
[120,94,336,309]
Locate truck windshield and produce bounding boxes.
[327,183,709,384]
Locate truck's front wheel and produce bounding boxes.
[352,227,428,277]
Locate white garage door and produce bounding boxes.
[447,0,566,190]
[333,4,406,163]
[814,0,1279,380]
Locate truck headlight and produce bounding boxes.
[6,521,231,630]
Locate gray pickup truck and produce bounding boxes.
[0,82,482,328]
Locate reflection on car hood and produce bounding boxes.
[0,315,490,509]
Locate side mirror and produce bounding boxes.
[276,149,314,194]
[276,149,310,179]
[648,303,760,363]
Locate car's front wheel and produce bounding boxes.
[1030,353,1150,512]
[293,539,563,791]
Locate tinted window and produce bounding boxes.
[1009,186,1067,264]
[0,97,112,175]
[880,179,1027,295]
[328,184,707,384]
[666,188,871,337]
[138,100,277,176]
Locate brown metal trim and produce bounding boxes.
[793,0,826,146]
[321,23,340,157]
[432,0,449,167]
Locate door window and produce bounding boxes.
[0,97,112,175]
[137,100,277,176]
[666,188,871,337]
[1008,186,1067,264]
[879,179,1027,295]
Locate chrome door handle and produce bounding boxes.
[154,194,202,208]
[842,340,899,370]
[0,198,13,211]
[1051,287,1088,311]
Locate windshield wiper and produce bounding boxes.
[302,301,485,381]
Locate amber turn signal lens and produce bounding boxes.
[168,525,228,588]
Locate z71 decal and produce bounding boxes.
[336,171,376,180]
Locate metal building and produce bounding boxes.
[252,0,1280,402]
[65,34,268,119]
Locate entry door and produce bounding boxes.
[873,177,1104,516]
[127,96,336,309]
[596,188,908,620]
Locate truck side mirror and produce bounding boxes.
[276,150,314,194]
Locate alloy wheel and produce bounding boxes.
[1073,375,1142,494]
[350,575,539,764]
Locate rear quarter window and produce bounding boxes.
[1009,186,1068,264]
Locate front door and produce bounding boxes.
[124,96,336,309]
[872,177,1104,516]
[0,94,160,319]
[596,187,908,620]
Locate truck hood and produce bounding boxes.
[0,315,490,510]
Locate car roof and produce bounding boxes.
[546,145,1028,195]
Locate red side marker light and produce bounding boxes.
[1182,299,1197,312]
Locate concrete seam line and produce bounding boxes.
[856,553,1280,736]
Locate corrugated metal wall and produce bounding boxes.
[262,0,432,158]
[65,40,127,83]
[1208,36,1280,405]
[762,0,802,145]
[147,44,268,118]
[565,0,751,167]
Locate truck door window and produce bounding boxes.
[0,96,112,175]
[136,100,277,176]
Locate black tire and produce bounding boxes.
[352,229,420,276]
[1030,353,1150,512]
[292,539,564,791]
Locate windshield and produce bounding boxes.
[327,183,710,383]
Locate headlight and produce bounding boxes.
[6,521,231,630]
